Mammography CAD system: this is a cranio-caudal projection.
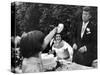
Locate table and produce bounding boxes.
[56,62,93,71]
[41,53,93,71]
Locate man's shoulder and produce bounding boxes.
[88,21,97,31]
[89,21,97,27]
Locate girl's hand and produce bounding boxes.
[49,50,52,54]
[57,57,62,60]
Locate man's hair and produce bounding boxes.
[20,30,45,58]
[83,6,92,15]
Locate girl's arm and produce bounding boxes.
[42,27,57,50]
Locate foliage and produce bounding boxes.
[11,2,97,44]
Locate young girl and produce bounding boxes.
[20,27,57,73]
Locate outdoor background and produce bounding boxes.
[11,2,97,45]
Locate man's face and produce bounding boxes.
[82,11,91,22]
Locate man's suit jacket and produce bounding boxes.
[72,21,97,66]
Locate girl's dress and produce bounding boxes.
[52,40,73,61]
[22,57,44,73]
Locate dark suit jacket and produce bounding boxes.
[72,21,97,66]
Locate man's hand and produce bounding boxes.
[79,46,87,53]
[73,43,77,50]
[92,59,97,68]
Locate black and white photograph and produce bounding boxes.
[11,1,97,73]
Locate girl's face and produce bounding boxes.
[55,34,61,42]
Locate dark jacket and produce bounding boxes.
[72,21,97,66]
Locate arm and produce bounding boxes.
[42,27,57,50]
[67,44,73,62]
[85,24,97,60]
[71,23,78,50]
[64,41,73,61]
[50,38,54,47]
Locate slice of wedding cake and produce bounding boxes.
[41,54,57,70]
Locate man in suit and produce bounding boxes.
[72,7,97,66]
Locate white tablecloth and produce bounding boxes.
[56,62,93,71]
[41,53,93,71]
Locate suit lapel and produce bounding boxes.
[82,22,90,39]
[79,22,83,39]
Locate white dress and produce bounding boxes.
[52,40,73,61]
[22,57,44,73]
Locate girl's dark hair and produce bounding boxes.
[20,30,45,58]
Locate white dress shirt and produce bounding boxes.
[81,21,89,38]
